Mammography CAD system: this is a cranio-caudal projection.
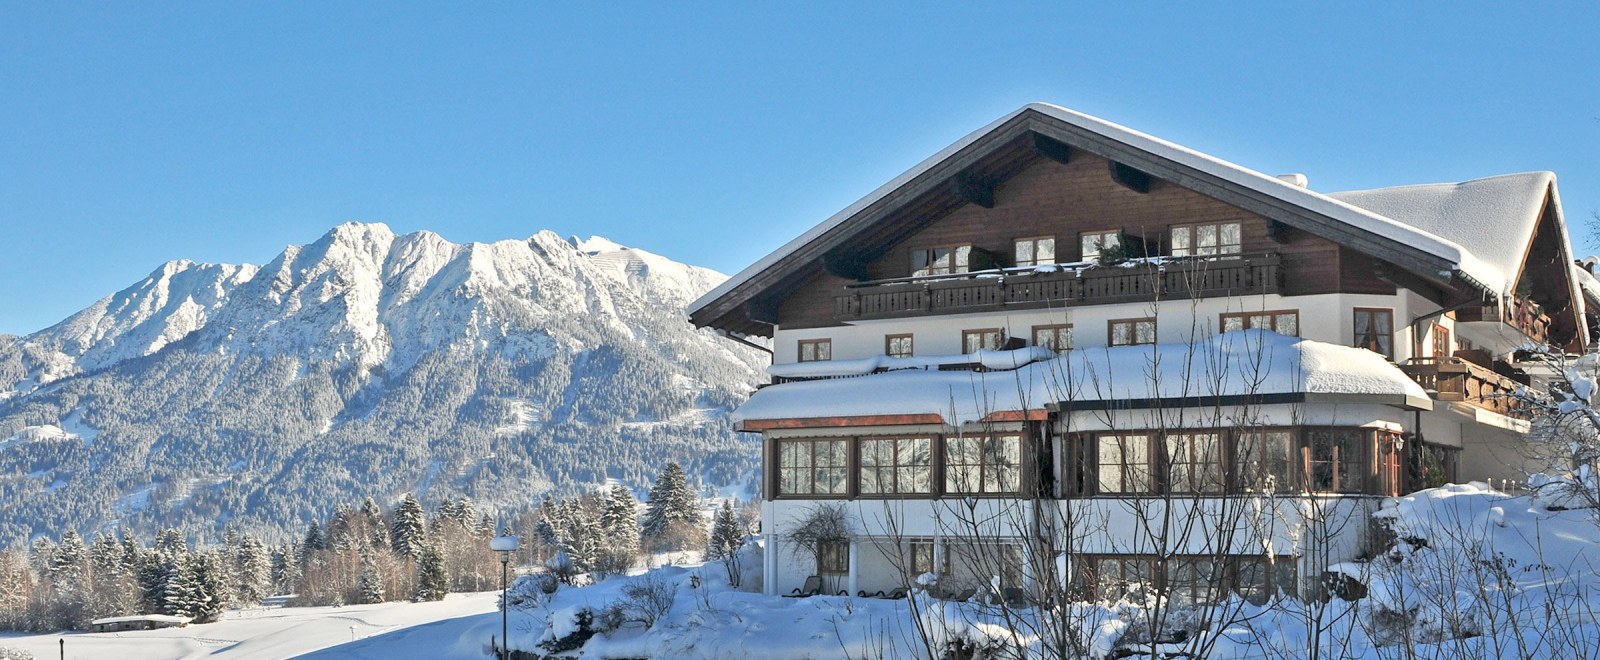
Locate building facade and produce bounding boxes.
[690,104,1594,602]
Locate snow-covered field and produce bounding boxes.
[0,591,499,660]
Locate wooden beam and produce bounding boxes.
[950,172,996,209]
[822,251,872,281]
[1031,132,1072,165]
[741,298,779,326]
[1108,161,1151,193]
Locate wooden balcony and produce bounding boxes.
[1399,356,1530,419]
[1455,296,1554,345]
[833,253,1282,321]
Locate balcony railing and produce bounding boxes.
[1456,296,1554,345]
[1399,356,1530,419]
[833,253,1282,321]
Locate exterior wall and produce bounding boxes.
[774,292,1426,366]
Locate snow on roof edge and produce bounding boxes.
[690,103,1509,320]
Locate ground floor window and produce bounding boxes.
[1081,554,1296,605]
[818,539,850,576]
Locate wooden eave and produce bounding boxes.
[692,108,1478,337]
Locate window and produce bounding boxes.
[1032,324,1073,353]
[1353,308,1394,359]
[798,339,832,363]
[1306,429,1365,493]
[907,540,937,577]
[911,245,972,277]
[1091,556,1155,600]
[777,439,848,497]
[944,434,1023,494]
[1235,557,1297,605]
[1164,432,1224,493]
[1221,310,1299,336]
[818,539,849,575]
[858,437,933,495]
[1080,230,1121,261]
[1096,434,1153,494]
[1109,318,1156,346]
[1237,431,1297,493]
[1166,557,1225,605]
[962,328,1004,354]
[1169,222,1242,257]
[1014,236,1056,267]
[1432,323,1451,359]
[885,334,914,359]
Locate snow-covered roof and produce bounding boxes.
[767,346,1057,380]
[1578,258,1600,309]
[1330,172,1559,296]
[91,614,191,625]
[691,103,1530,323]
[736,331,1430,427]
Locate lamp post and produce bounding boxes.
[490,534,521,660]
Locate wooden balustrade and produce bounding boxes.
[1400,357,1530,419]
[834,253,1281,320]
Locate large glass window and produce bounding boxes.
[1236,557,1297,605]
[945,435,1023,494]
[858,437,932,495]
[1014,236,1056,267]
[1110,318,1157,346]
[1097,434,1152,494]
[1166,557,1225,605]
[1170,222,1242,256]
[1165,432,1224,493]
[1092,556,1155,601]
[911,245,972,277]
[1354,308,1394,359]
[1221,310,1299,336]
[777,439,848,497]
[1306,429,1365,493]
[1237,431,1297,493]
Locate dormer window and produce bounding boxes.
[911,245,971,277]
[1014,237,1056,267]
[1169,222,1242,257]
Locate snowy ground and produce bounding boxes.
[0,591,499,660]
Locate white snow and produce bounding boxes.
[0,424,78,451]
[0,592,499,660]
[768,346,1059,380]
[740,330,1428,426]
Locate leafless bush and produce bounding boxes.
[621,573,677,629]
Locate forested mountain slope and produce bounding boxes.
[0,223,766,544]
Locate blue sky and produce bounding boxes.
[2,3,1597,335]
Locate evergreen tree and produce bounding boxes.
[49,530,88,583]
[357,554,385,604]
[706,499,744,560]
[596,485,640,573]
[391,494,427,560]
[414,543,448,602]
[301,522,327,560]
[361,497,389,550]
[641,462,705,552]
[161,554,197,617]
[190,552,228,623]
[234,536,272,605]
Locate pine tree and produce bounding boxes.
[50,530,88,583]
[357,554,385,604]
[706,499,744,560]
[235,536,272,605]
[391,494,427,560]
[161,554,196,617]
[595,485,640,574]
[641,462,705,552]
[414,544,448,602]
[361,497,390,550]
[190,552,228,623]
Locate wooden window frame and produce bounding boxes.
[857,436,934,498]
[1013,235,1057,267]
[818,539,850,576]
[1108,317,1157,347]
[1303,428,1369,495]
[1432,322,1451,360]
[774,437,849,499]
[906,539,938,577]
[1093,433,1155,495]
[1031,323,1073,353]
[1168,221,1243,257]
[797,338,832,363]
[961,328,1005,354]
[1083,554,1297,605]
[885,333,914,359]
[910,244,973,277]
[1353,308,1394,360]
[1163,431,1226,495]
[1220,310,1300,336]
[943,433,1026,496]
[1079,229,1122,262]
[1235,428,1300,494]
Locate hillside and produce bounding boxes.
[0,222,767,544]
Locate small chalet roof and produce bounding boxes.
[1329,172,1562,296]
[690,103,1551,335]
[735,331,1431,428]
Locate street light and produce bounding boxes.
[490,534,520,660]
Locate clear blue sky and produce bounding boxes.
[3,3,1597,336]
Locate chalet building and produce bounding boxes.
[689,103,1594,603]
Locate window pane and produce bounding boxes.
[1220,223,1241,253]
[1223,316,1245,333]
[1136,320,1156,344]
[817,341,831,361]
[1171,227,1191,256]
[1112,323,1131,346]
[1015,240,1033,265]
[912,250,930,277]
[1082,235,1099,260]
[1277,313,1298,336]
[1197,225,1218,253]
[954,246,971,272]
[800,343,815,362]
[1037,238,1055,261]
[932,248,951,274]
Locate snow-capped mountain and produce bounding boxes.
[0,223,766,543]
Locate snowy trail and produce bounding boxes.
[0,591,499,660]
